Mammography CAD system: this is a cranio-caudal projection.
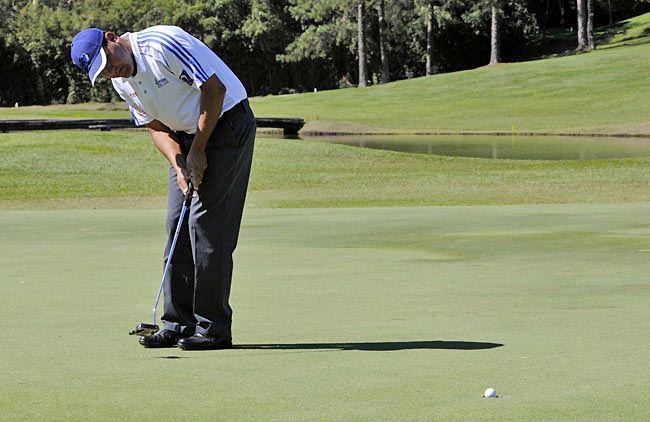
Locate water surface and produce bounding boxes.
[304,134,650,160]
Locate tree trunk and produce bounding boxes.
[426,2,434,75]
[607,0,613,25]
[576,0,587,49]
[378,0,390,83]
[489,3,501,65]
[558,0,565,26]
[357,0,367,87]
[587,0,595,50]
[543,0,551,29]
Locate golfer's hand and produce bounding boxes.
[173,154,191,195]
[176,171,191,196]
[186,146,207,192]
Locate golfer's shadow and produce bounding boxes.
[234,340,502,351]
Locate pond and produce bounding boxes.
[303,134,650,160]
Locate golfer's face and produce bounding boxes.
[100,41,134,79]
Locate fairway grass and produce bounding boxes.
[2,204,649,421]
[2,130,650,210]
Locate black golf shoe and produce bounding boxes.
[139,329,181,348]
[177,333,232,351]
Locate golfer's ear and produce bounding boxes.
[104,31,118,43]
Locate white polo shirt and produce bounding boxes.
[111,26,248,134]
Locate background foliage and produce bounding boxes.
[1,0,650,106]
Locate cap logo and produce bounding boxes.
[78,53,91,71]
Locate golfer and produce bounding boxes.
[71,26,256,350]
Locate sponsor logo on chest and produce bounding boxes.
[154,77,169,88]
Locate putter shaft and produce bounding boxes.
[130,183,193,336]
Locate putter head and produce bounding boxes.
[129,323,160,337]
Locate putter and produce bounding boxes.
[129,182,194,337]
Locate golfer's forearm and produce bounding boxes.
[192,74,226,151]
[147,122,184,173]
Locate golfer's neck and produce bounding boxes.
[120,35,137,77]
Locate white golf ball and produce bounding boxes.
[483,388,497,398]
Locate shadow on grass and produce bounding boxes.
[234,340,503,351]
[524,21,650,60]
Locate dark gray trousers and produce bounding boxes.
[161,100,255,338]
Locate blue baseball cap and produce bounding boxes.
[71,28,107,86]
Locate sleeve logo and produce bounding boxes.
[179,70,194,86]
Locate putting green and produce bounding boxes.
[1,204,649,420]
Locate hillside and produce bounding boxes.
[250,13,650,135]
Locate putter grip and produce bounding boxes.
[185,182,194,206]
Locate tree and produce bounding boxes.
[577,0,587,49]
[462,0,538,65]
[357,0,367,87]
[606,0,613,24]
[489,0,501,64]
[12,0,649,104]
[587,0,595,50]
[412,0,447,77]
[279,0,360,89]
[426,1,434,75]
[377,0,390,82]
[465,0,504,65]
[575,0,595,50]
[10,2,80,103]
[238,0,303,95]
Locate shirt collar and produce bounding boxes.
[127,32,147,76]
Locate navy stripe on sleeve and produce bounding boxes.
[137,31,210,83]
